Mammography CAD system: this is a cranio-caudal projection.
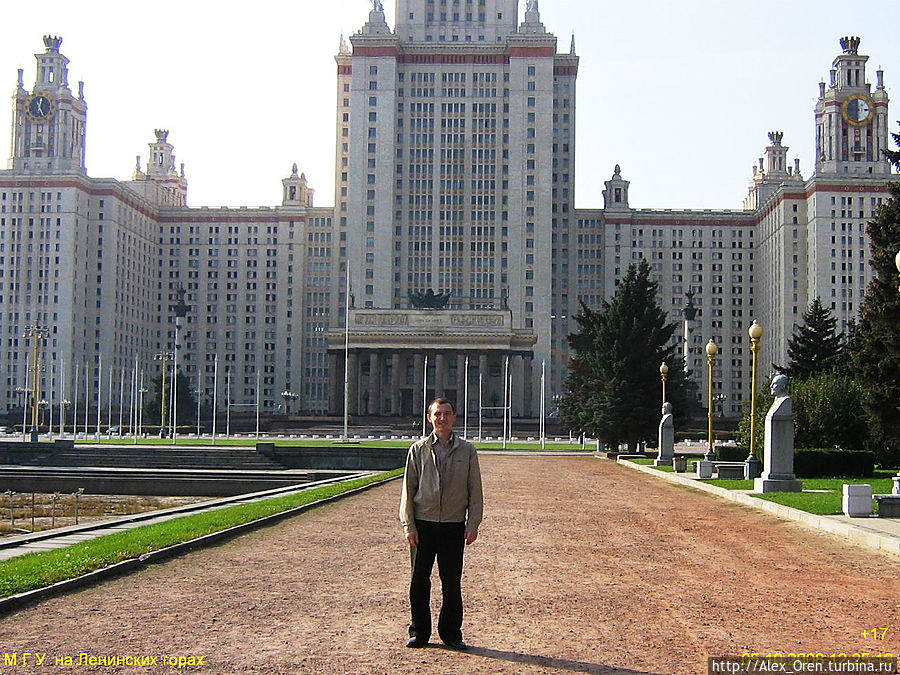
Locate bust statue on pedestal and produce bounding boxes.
[754,374,803,493]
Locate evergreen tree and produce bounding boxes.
[778,297,846,380]
[559,260,690,452]
[143,367,198,436]
[848,122,900,466]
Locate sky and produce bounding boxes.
[2,0,898,210]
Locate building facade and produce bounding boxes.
[0,11,895,426]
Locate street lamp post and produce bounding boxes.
[705,339,718,461]
[23,325,48,442]
[153,351,173,437]
[659,362,669,406]
[281,390,298,416]
[62,400,71,438]
[38,400,49,434]
[746,320,764,477]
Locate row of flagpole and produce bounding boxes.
[17,350,270,444]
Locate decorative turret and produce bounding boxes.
[282,164,314,207]
[126,130,188,206]
[744,132,803,209]
[602,165,630,211]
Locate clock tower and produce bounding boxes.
[815,36,890,176]
[8,35,87,174]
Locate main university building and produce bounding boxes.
[0,2,895,425]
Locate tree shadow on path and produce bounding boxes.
[458,645,667,674]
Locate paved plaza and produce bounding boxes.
[0,454,898,674]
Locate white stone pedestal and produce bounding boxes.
[755,376,802,493]
[654,406,674,467]
[842,484,872,517]
[695,460,713,479]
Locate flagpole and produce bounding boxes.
[502,355,508,449]
[212,354,218,445]
[96,354,102,442]
[343,264,350,442]
[422,354,429,437]
[540,359,546,450]
[463,355,469,439]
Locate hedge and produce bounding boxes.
[711,447,874,477]
[793,449,875,478]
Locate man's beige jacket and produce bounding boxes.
[399,433,484,536]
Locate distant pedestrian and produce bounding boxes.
[399,397,483,651]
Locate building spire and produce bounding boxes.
[839,36,861,55]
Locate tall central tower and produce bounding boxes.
[336,0,577,412]
[815,36,890,176]
[8,35,87,174]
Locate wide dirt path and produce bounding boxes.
[1,455,898,674]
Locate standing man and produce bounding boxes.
[399,397,483,651]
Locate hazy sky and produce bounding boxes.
[2,0,898,210]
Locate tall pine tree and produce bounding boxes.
[559,260,689,452]
[848,121,900,465]
[778,297,846,380]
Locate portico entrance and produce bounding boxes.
[326,308,537,419]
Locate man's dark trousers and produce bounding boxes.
[408,519,466,644]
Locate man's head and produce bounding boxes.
[771,374,789,396]
[427,398,457,439]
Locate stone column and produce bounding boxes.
[522,355,533,418]
[391,353,402,416]
[478,354,489,416]
[435,353,445,399]
[413,353,425,417]
[371,351,382,416]
[347,351,359,416]
[457,354,468,418]
[327,352,341,414]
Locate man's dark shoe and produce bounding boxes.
[406,638,428,648]
[442,639,468,651]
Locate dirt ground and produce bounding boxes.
[0,495,209,536]
[0,454,898,674]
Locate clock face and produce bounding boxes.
[27,94,53,120]
[842,95,873,125]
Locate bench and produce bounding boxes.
[874,494,900,518]
[713,461,746,480]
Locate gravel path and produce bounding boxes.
[0,455,898,674]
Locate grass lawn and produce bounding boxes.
[0,468,402,599]
[623,457,896,517]
[78,437,585,451]
[755,472,895,515]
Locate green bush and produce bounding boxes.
[792,374,868,450]
[793,448,875,478]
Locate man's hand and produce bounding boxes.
[406,531,419,547]
[465,531,478,545]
